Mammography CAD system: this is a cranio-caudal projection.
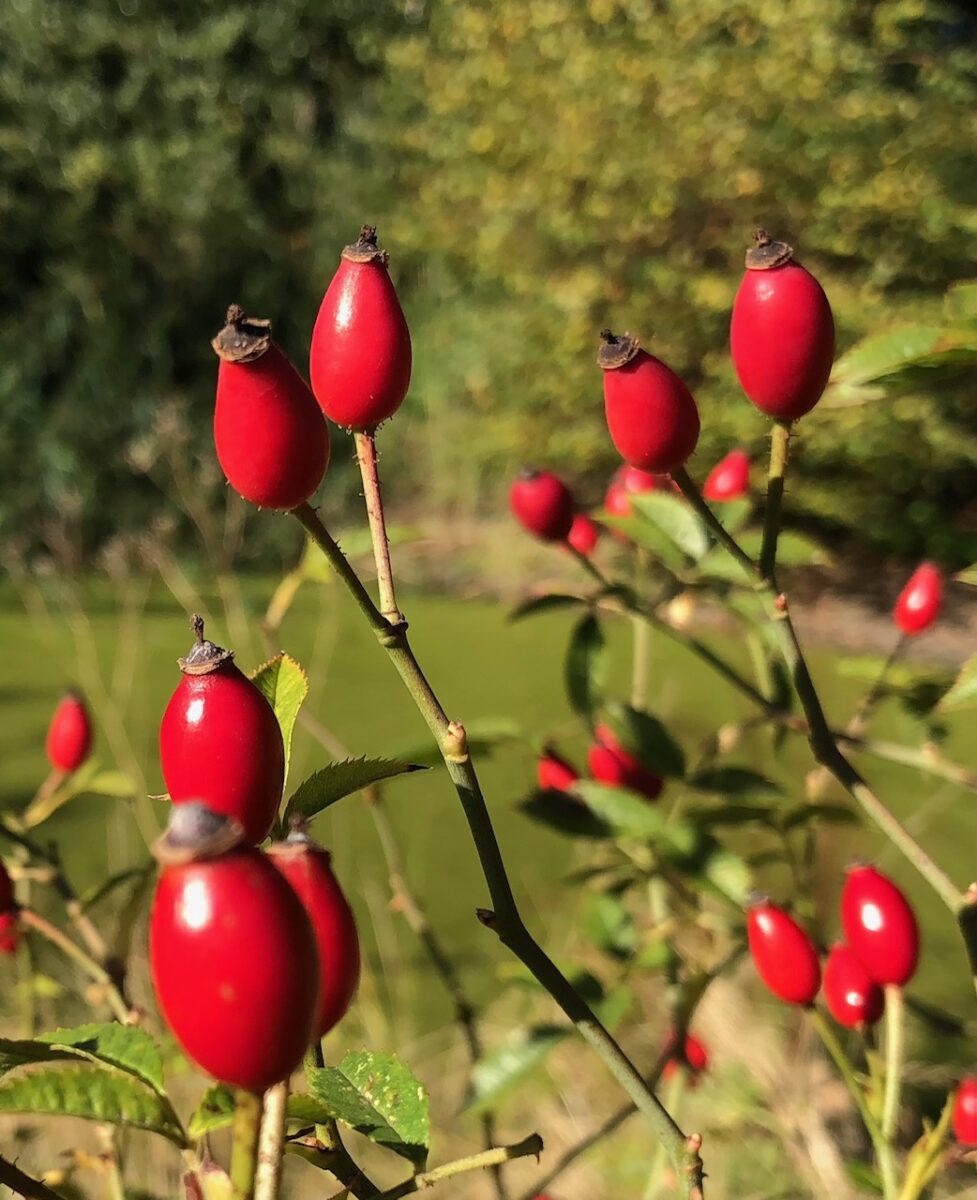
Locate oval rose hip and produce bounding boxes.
[840,864,919,987]
[823,943,884,1029]
[159,617,285,845]
[703,449,751,502]
[46,690,93,774]
[150,843,318,1092]
[537,749,579,793]
[268,832,360,1040]
[893,562,943,636]
[310,225,412,430]
[587,724,663,802]
[953,1077,977,1146]
[599,331,700,472]
[747,899,821,1006]
[567,513,601,556]
[211,306,329,511]
[730,231,835,421]
[510,470,575,542]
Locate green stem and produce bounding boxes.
[810,1009,881,1141]
[354,431,403,624]
[292,504,703,1196]
[19,908,129,1024]
[229,1090,262,1200]
[255,1081,288,1200]
[759,422,791,580]
[631,549,651,710]
[371,1135,543,1200]
[882,985,906,1146]
[644,1071,685,1200]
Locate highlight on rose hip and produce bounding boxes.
[0,221,974,1200]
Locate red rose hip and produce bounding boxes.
[510,470,575,542]
[567,513,601,556]
[268,832,360,1040]
[150,844,319,1092]
[953,1077,977,1146]
[747,899,821,1005]
[46,690,93,774]
[310,225,412,430]
[587,723,663,801]
[599,331,700,472]
[840,865,919,987]
[893,562,943,636]
[159,617,285,845]
[537,750,579,793]
[730,231,835,421]
[662,1030,709,1082]
[703,449,751,502]
[823,943,884,1028]
[211,307,329,510]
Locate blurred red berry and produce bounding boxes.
[510,470,575,542]
[841,865,919,987]
[46,690,93,774]
[662,1030,709,1083]
[953,1077,977,1146]
[730,231,835,421]
[599,331,700,472]
[0,913,18,955]
[567,513,601,556]
[587,724,663,801]
[747,899,821,1006]
[823,943,884,1028]
[537,750,579,793]
[703,449,751,502]
[893,562,943,637]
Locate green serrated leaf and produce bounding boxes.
[938,650,977,712]
[35,1025,166,1095]
[508,594,587,622]
[469,1026,568,1113]
[564,613,606,718]
[573,782,698,855]
[308,1051,430,1165]
[582,892,635,959]
[519,791,613,839]
[395,717,521,767]
[598,514,688,568]
[687,767,779,795]
[249,653,309,783]
[631,492,710,560]
[285,757,426,823]
[604,702,686,778]
[714,498,753,535]
[189,1085,334,1139]
[696,839,752,905]
[781,803,859,831]
[0,1066,185,1144]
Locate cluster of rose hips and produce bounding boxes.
[146,227,413,1093]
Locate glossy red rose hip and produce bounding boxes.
[953,1077,977,1146]
[599,331,700,472]
[730,231,835,421]
[587,723,663,801]
[567,513,601,556]
[268,833,360,1040]
[310,226,412,430]
[823,943,884,1028]
[212,307,329,511]
[46,690,93,774]
[537,750,579,793]
[703,449,751,502]
[150,845,319,1092]
[159,618,285,845]
[893,562,943,636]
[510,470,575,542]
[747,899,821,1006]
[840,865,919,987]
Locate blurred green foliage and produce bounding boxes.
[2,0,976,563]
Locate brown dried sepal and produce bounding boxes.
[745,229,795,270]
[152,803,246,866]
[177,614,234,676]
[341,224,390,267]
[211,304,273,363]
[597,328,641,370]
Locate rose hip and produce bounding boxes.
[893,562,943,636]
[310,226,412,430]
[662,1030,709,1083]
[46,690,93,774]
[587,723,663,802]
[823,943,884,1029]
[730,231,835,421]
[567,513,601,556]
[537,750,579,793]
[953,1077,977,1146]
[840,864,919,987]
[747,899,821,1006]
[703,449,751,502]
[599,331,700,472]
[510,470,575,542]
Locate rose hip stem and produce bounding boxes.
[230,1088,262,1200]
[290,502,704,1193]
[355,430,403,625]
